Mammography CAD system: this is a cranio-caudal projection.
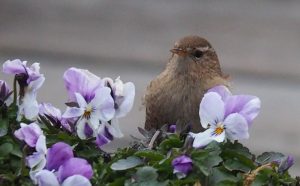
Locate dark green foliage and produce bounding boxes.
[0,102,299,186]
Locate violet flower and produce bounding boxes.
[190,85,261,148]
[31,142,93,186]
[95,119,124,147]
[277,155,294,173]
[62,68,115,139]
[103,77,135,118]
[168,124,176,133]
[172,155,193,179]
[39,103,72,131]
[3,59,45,120]
[14,122,43,147]
[0,80,12,107]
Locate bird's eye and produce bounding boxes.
[192,50,203,59]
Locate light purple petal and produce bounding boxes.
[61,175,91,186]
[36,135,47,154]
[207,85,231,101]
[46,142,74,171]
[224,95,261,126]
[62,107,84,119]
[26,152,46,171]
[75,93,87,108]
[190,128,215,148]
[35,170,60,186]
[28,75,45,92]
[91,87,115,121]
[57,158,93,183]
[115,82,135,118]
[106,119,123,138]
[63,68,102,102]
[172,155,193,176]
[239,97,261,126]
[22,93,39,120]
[14,122,43,147]
[3,59,26,74]
[39,103,62,120]
[224,113,249,140]
[199,92,225,128]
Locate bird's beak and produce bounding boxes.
[170,48,188,56]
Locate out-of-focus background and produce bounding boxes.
[0,0,299,175]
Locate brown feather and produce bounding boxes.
[144,35,229,132]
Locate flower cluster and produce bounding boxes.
[3,60,135,148]
[1,58,297,185]
[62,68,135,146]
[14,123,93,186]
[3,59,45,120]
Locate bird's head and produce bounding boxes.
[169,35,222,76]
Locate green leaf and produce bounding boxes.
[134,150,164,161]
[256,152,284,165]
[0,143,13,157]
[125,166,169,186]
[209,167,238,185]
[111,156,143,171]
[0,119,9,137]
[159,134,182,152]
[192,148,222,176]
[136,166,158,182]
[223,159,252,173]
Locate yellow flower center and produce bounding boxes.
[83,106,93,119]
[214,123,224,135]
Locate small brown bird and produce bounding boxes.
[144,35,229,132]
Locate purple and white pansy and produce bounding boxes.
[190,85,261,148]
[62,68,135,145]
[33,142,93,186]
[3,59,45,120]
[62,68,115,139]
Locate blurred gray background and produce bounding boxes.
[0,0,300,175]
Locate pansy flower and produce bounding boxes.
[62,68,115,139]
[3,59,45,120]
[190,85,261,148]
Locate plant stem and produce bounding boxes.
[12,77,17,106]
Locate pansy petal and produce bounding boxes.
[107,119,124,138]
[224,113,249,140]
[26,152,46,170]
[62,107,84,119]
[57,157,93,183]
[212,130,226,142]
[3,59,26,74]
[61,175,91,186]
[75,93,87,108]
[21,92,39,120]
[190,128,215,148]
[46,142,74,171]
[239,97,261,126]
[35,170,60,186]
[115,82,135,118]
[224,95,261,126]
[90,87,111,107]
[28,76,45,92]
[199,92,225,128]
[36,135,47,154]
[63,68,102,102]
[76,119,88,139]
[208,85,231,101]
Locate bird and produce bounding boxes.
[144,35,229,132]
